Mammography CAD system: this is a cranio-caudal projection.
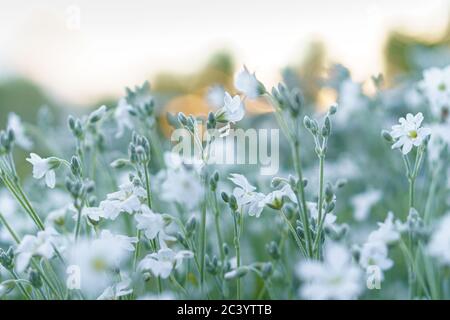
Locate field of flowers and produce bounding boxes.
[0,60,449,300]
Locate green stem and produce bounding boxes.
[10,271,32,300]
[212,192,225,263]
[233,212,241,300]
[277,210,307,256]
[291,140,313,258]
[199,177,208,293]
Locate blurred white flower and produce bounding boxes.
[7,113,33,150]
[98,230,137,252]
[359,241,393,274]
[427,213,450,266]
[26,153,60,188]
[296,242,363,300]
[138,248,193,279]
[97,277,133,300]
[229,174,266,217]
[135,205,174,245]
[419,66,450,120]
[390,112,431,155]
[234,66,264,99]
[67,232,135,296]
[114,98,134,138]
[427,123,450,163]
[0,190,35,243]
[206,85,226,109]
[15,228,59,272]
[218,92,245,123]
[368,212,400,245]
[98,182,147,220]
[335,79,368,126]
[158,167,203,210]
[351,190,382,221]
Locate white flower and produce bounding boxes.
[15,228,59,272]
[419,66,450,119]
[135,205,174,245]
[296,242,363,300]
[138,248,193,279]
[97,277,133,300]
[98,230,137,252]
[359,241,393,273]
[206,85,226,109]
[351,190,382,221]
[218,92,245,123]
[390,113,431,155]
[98,182,147,220]
[66,233,134,297]
[26,153,60,188]
[114,98,134,138]
[234,66,264,99]
[7,113,33,150]
[427,213,450,266]
[158,167,203,210]
[368,212,400,245]
[0,191,34,243]
[229,174,266,217]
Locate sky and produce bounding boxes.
[0,0,448,105]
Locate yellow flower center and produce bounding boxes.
[438,83,446,91]
[92,258,107,271]
[408,130,418,139]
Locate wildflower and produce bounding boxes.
[296,242,363,300]
[135,205,174,244]
[97,277,133,300]
[427,213,450,266]
[114,98,134,138]
[206,85,226,109]
[158,166,203,210]
[217,92,245,123]
[359,241,393,275]
[99,182,147,220]
[234,66,265,99]
[138,248,193,279]
[367,212,400,245]
[351,190,382,221]
[26,153,61,188]
[15,228,59,272]
[7,113,32,150]
[419,66,450,120]
[229,174,266,217]
[390,113,431,155]
[67,233,135,296]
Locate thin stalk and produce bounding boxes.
[277,210,307,256]
[10,271,32,300]
[291,140,313,257]
[233,212,241,300]
[199,177,208,292]
[212,192,225,263]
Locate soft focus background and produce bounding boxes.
[1,1,450,300]
[0,0,449,110]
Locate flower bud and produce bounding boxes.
[88,105,107,124]
[29,269,42,288]
[224,266,249,280]
[381,130,394,143]
[221,192,229,203]
[110,158,129,169]
[266,241,280,260]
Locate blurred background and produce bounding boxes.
[0,0,449,124]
